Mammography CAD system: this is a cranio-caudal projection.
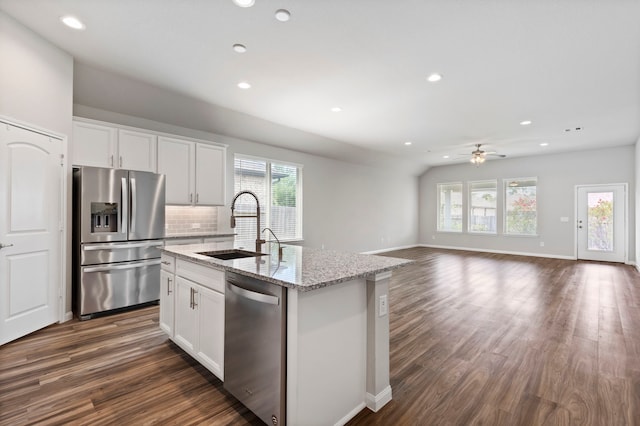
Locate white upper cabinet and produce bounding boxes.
[72,121,117,168]
[195,144,225,206]
[157,136,195,204]
[157,136,225,206]
[117,129,157,172]
[72,119,157,172]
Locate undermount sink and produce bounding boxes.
[197,249,267,261]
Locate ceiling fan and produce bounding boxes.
[466,144,506,165]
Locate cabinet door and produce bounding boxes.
[159,270,175,337]
[196,286,225,380]
[195,144,225,206]
[158,137,195,204]
[118,129,157,172]
[173,277,198,354]
[72,121,117,167]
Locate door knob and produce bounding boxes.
[0,243,14,249]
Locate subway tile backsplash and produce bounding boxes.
[165,206,218,236]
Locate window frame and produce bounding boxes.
[468,179,498,234]
[234,154,303,242]
[437,182,464,233]
[503,177,538,236]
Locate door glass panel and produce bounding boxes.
[587,192,613,252]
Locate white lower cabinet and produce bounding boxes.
[167,259,225,381]
[160,254,176,337]
[195,286,225,378]
[159,270,175,337]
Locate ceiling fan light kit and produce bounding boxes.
[467,144,505,166]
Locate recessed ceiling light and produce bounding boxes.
[233,44,247,53]
[443,155,450,159]
[275,9,291,21]
[520,120,532,126]
[404,141,413,146]
[331,107,342,112]
[540,142,549,147]
[426,73,442,83]
[233,0,255,7]
[237,81,251,89]
[60,15,85,30]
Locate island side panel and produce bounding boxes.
[287,278,367,426]
[365,271,392,411]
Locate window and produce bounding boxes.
[234,155,302,241]
[468,180,497,233]
[437,182,463,232]
[504,177,537,235]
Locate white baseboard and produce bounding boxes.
[365,385,393,412]
[362,244,420,255]
[63,311,74,322]
[334,402,366,426]
[418,243,576,260]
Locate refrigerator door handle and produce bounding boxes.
[83,241,164,251]
[83,259,160,273]
[121,177,128,235]
[130,177,137,235]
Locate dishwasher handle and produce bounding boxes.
[227,280,280,305]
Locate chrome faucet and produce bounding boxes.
[230,190,266,253]
[263,227,283,260]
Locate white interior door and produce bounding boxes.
[0,123,63,345]
[576,184,626,263]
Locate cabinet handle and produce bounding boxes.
[192,289,198,309]
[189,287,193,309]
[110,155,114,167]
[167,277,172,295]
[161,261,171,265]
[190,193,193,203]
[196,193,199,203]
[119,156,123,168]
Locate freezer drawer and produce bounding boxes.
[81,240,163,266]
[77,258,160,318]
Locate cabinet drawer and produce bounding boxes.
[176,259,224,293]
[161,254,175,273]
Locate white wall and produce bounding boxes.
[0,11,74,315]
[636,138,640,270]
[0,11,73,135]
[74,105,419,253]
[419,146,636,261]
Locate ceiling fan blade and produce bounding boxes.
[486,153,507,158]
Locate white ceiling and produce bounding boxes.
[2,0,639,173]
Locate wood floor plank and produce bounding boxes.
[2,247,640,425]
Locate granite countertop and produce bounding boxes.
[164,232,236,240]
[162,240,413,291]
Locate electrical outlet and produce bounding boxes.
[379,295,388,317]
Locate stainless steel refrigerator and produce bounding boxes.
[73,166,165,320]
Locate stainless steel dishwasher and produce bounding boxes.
[224,272,287,426]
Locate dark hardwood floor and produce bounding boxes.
[2,247,639,425]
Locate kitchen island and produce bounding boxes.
[161,241,411,426]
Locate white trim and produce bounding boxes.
[64,311,73,322]
[419,244,576,260]
[334,402,366,426]
[365,385,393,412]
[0,115,65,140]
[361,244,419,255]
[235,152,304,170]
